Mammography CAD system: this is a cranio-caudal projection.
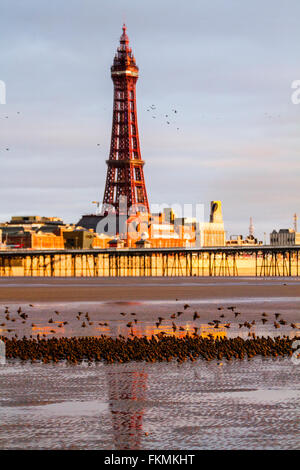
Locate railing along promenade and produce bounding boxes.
[0,245,300,277]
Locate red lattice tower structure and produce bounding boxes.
[102,24,150,216]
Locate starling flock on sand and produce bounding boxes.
[0,303,299,364]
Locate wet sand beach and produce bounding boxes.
[1,358,299,450]
[0,277,299,339]
[0,276,299,450]
[0,276,300,303]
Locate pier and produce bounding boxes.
[0,245,299,277]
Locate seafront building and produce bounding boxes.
[226,235,262,246]
[0,216,110,250]
[270,229,300,246]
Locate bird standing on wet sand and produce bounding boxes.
[2,330,295,364]
[183,304,190,310]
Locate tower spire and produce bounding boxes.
[121,23,128,42]
[102,25,150,217]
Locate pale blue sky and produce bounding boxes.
[0,0,299,240]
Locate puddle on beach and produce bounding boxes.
[0,279,299,450]
[0,358,299,450]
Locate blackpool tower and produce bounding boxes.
[102,25,150,216]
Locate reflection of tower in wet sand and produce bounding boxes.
[106,365,148,450]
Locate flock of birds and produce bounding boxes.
[2,104,181,153]
[3,334,293,365]
[146,104,180,130]
[0,302,299,364]
[2,106,286,154]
